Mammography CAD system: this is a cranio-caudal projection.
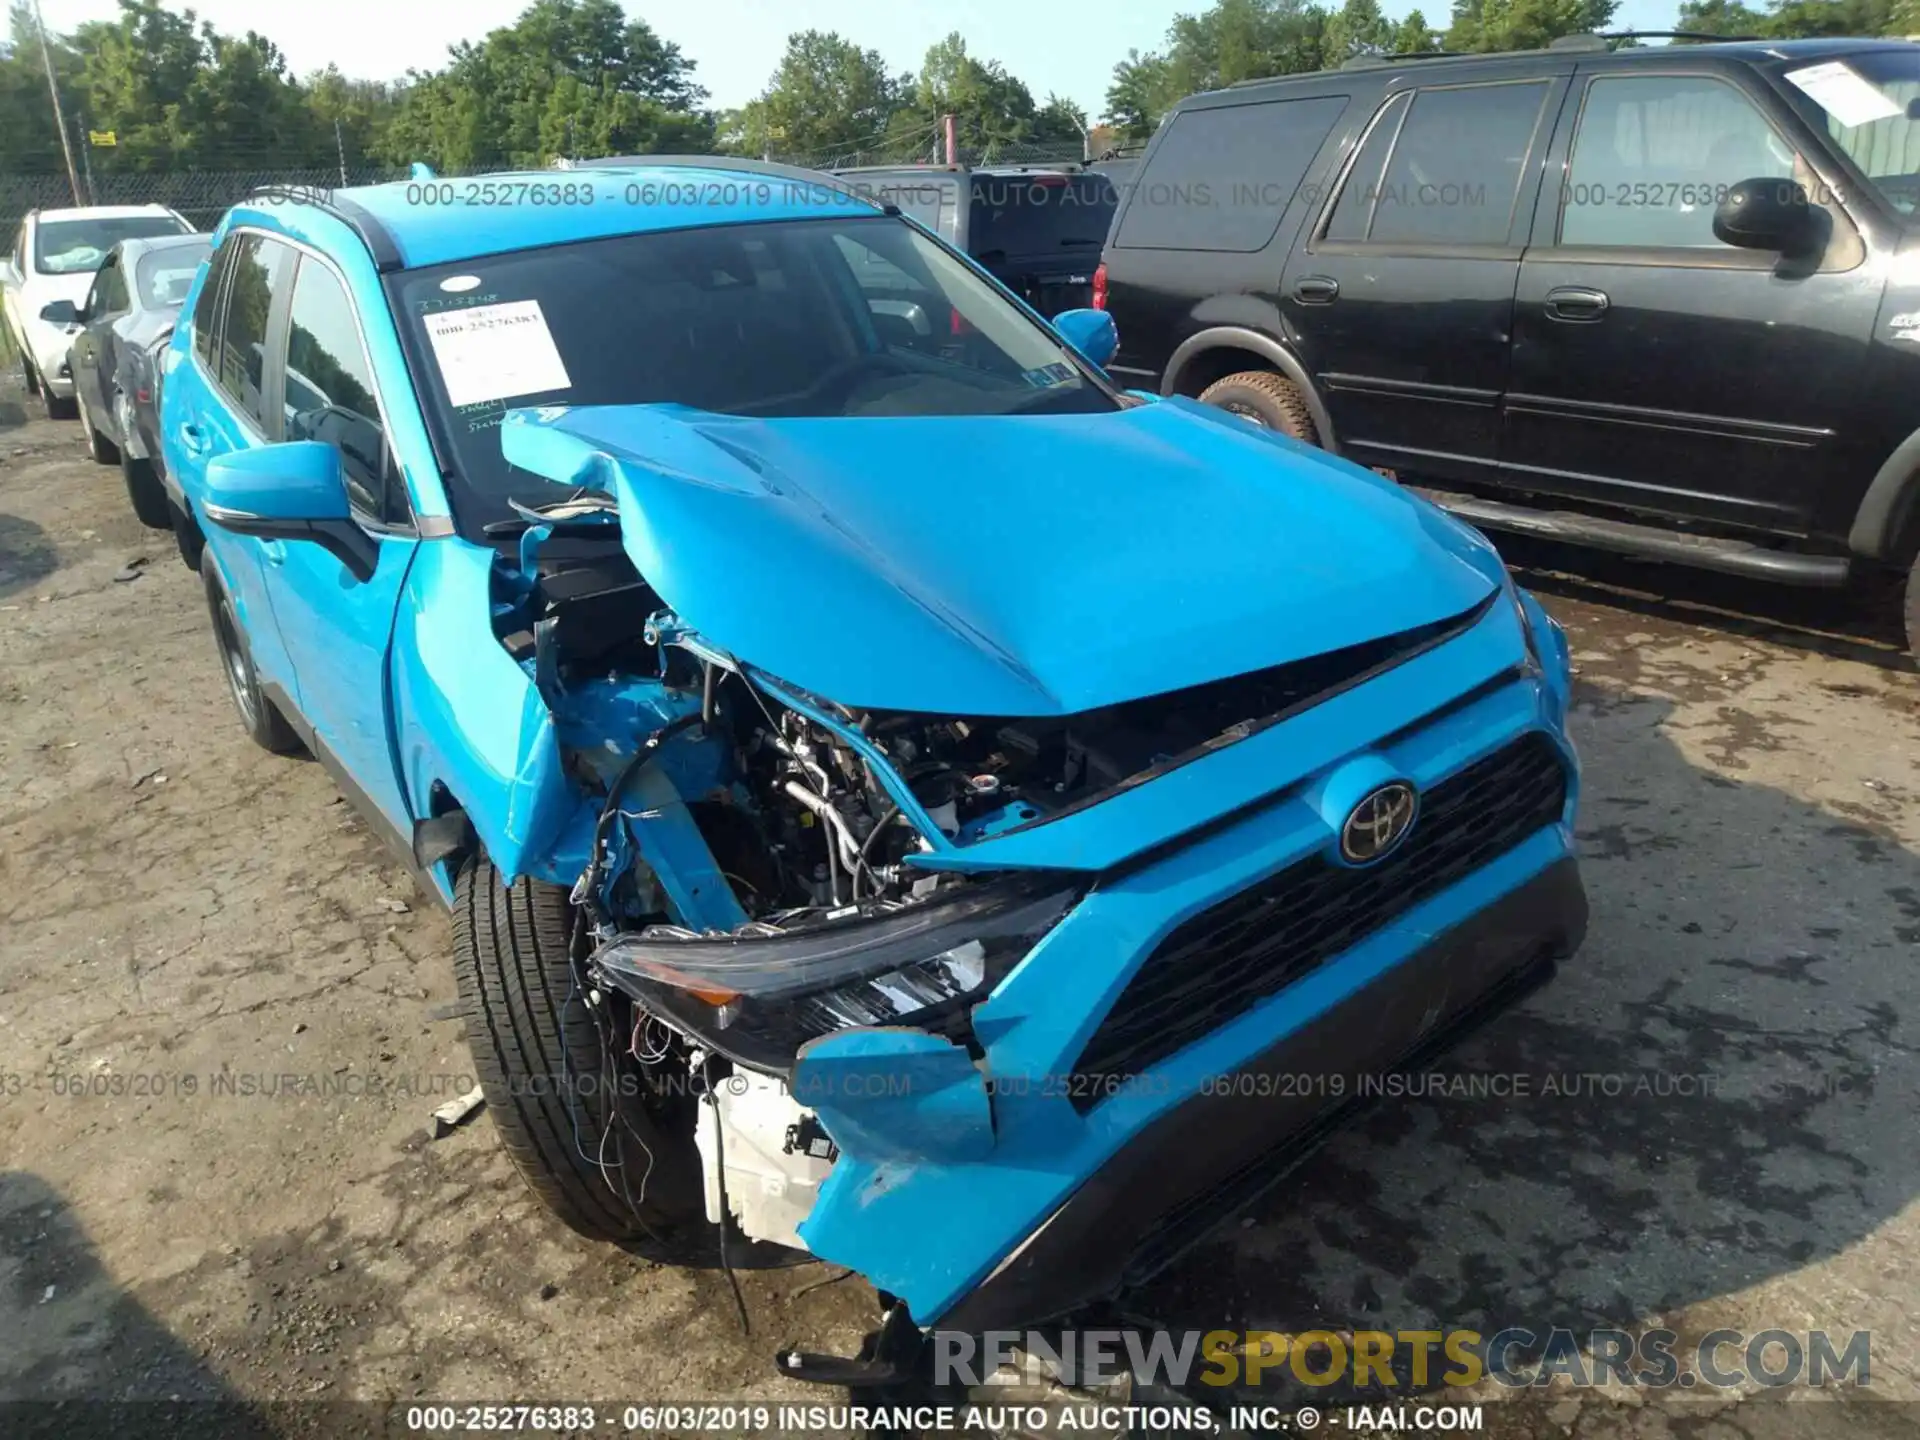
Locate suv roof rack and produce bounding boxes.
[246,183,405,272]
[1335,49,1462,70]
[1593,29,1763,43]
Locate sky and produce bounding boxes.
[38,0,1684,116]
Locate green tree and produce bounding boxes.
[726,31,906,160]
[1391,8,1445,50]
[1444,0,1618,52]
[383,0,713,169]
[895,32,1043,156]
[1325,0,1395,59]
[1,2,82,173]
[1103,47,1175,140]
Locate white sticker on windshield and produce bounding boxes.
[439,274,482,293]
[1785,61,1902,128]
[422,299,571,408]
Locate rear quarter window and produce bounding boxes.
[1114,94,1350,252]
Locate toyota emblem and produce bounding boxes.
[1340,782,1418,864]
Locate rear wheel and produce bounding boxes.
[201,563,302,754]
[452,859,702,1244]
[1198,369,1320,446]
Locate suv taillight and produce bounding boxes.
[1092,262,1108,311]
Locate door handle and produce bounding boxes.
[260,539,286,567]
[177,423,208,458]
[1544,286,1610,322]
[1293,275,1340,304]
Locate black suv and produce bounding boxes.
[1100,36,1920,649]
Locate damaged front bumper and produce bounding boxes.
[772,657,1583,1330]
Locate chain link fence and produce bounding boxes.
[0,167,409,236]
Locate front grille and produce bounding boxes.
[1068,732,1569,1108]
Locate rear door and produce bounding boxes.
[1283,67,1570,484]
[968,172,1117,315]
[1502,62,1880,530]
[173,232,302,692]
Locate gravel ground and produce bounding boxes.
[1,384,1916,1438]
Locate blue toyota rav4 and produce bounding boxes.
[163,160,1584,1363]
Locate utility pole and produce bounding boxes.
[942,113,958,167]
[76,114,94,204]
[31,0,83,207]
[334,118,348,185]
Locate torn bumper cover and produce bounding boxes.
[742,676,1577,1329]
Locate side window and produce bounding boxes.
[282,255,404,523]
[1114,95,1350,252]
[1325,93,1411,242]
[192,244,229,367]
[214,235,293,433]
[1560,75,1796,248]
[88,256,126,316]
[1359,81,1550,246]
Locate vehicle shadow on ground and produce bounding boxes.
[1492,533,1912,672]
[1126,688,1918,1403]
[0,1171,276,1436]
[0,514,58,601]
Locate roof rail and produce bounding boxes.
[1339,49,1461,69]
[1598,29,1762,42]
[244,184,405,272]
[551,153,884,209]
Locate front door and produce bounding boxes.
[255,249,419,838]
[71,252,130,428]
[1282,70,1568,484]
[1503,65,1882,532]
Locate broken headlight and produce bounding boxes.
[592,878,1079,1072]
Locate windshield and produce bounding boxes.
[35,215,189,275]
[1780,50,1920,216]
[391,214,1117,529]
[969,174,1117,258]
[134,240,209,310]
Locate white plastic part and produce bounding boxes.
[694,1072,835,1250]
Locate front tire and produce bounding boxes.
[81,395,119,464]
[452,860,701,1243]
[201,563,302,754]
[42,380,76,421]
[121,453,171,529]
[1198,369,1321,445]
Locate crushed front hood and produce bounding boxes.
[501,399,1501,716]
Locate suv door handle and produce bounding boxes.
[1293,275,1340,304]
[260,539,286,567]
[1544,286,1610,322]
[177,423,208,458]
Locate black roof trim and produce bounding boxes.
[245,185,405,272]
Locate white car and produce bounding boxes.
[2,204,192,419]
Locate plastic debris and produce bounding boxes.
[430,1084,486,1138]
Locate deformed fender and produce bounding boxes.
[389,537,589,885]
[1847,426,1920,563]
[1161,325,1338,452]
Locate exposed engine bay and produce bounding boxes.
[487,513,1473,1254]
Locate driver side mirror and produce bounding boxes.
[39,298,80,326]
[202,441,376,581]
[1713,177,1817,256]
[1053,307,1118,369]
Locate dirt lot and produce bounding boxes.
[2,381,1918,1437]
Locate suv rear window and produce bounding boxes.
[1115,95,1349,252]
[968,174,1117,259]
[1326,81,1549,247]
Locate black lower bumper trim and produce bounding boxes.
[938,856,1588,1334]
